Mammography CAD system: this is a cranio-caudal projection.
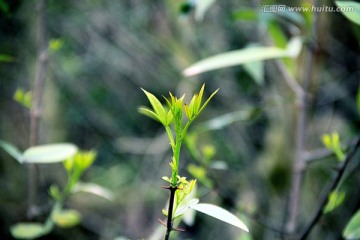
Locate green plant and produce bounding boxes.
[140,84,249,239]
[0,142,110,239]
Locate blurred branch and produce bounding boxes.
[298,135,360,239]
[274,60,304,98]
[304,148,332,163]
[28,0,48,218]
[285,1,320,234]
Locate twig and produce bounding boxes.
[28,0,48,218]
[304,148,332,163]
[298,136,360,240]
[274,59,305,99]
[285,0,320,234]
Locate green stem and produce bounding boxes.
[165,126,175,152]
[60,169,82,202]
[171,140,181,187]
[171,119,183,187]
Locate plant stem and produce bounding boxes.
[28,0,48,218]
[298,136,360,239]
[285,1,319,234]
[164,186,177,240]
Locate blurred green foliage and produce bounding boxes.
[0,0,360,239]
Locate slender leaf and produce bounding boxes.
[268,22,287,48]
[138,107,162,122]
[198,88,219,115]
[0,140,23,163]
[344,210,360,239]
[323,190,346,213]
[191,203,249,232]
[183,37,302,76]
[336,1,360,25]
[141,89,166,124]
[22,143,78,164]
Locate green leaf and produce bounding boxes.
[52,209,81,228]
[336,1,360,25]
[162,176,172,183]
[14,88,32,109]
[49,39,63,52]
[0,140,23,163]
[141,89,166,124]
[138,107,162,122]
[49,185,62,201]
[23,143,78,164]
[322,134,332,149]
[191,203,249,232]
[74,150,97,171]
[198,88,219,115]
[323,190,346,213]
[344,210,360,239]
[321,132,345,161]
[195,0,216,21]
[10,223,50,239]
[183,37,302,76]
[268,22,287,49]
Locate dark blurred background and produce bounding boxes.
[0,0,360,239]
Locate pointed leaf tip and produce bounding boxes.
[141,88,166,124]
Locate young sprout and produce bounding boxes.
[140,84,218,239]
[140,84,218,187]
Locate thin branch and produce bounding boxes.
[298,136,360,240]
[285,0,320,234]
[304,148,333,163]
[274,59,305,99]
[28,0,48,218]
